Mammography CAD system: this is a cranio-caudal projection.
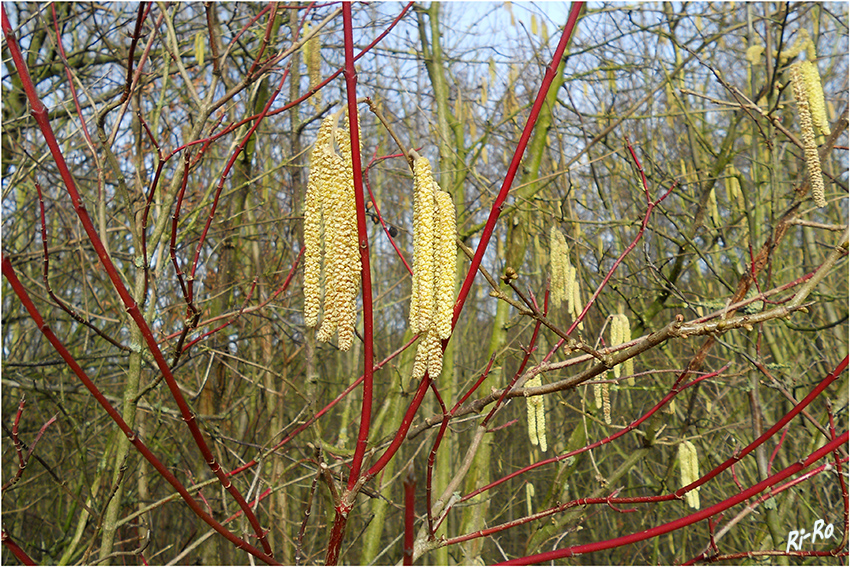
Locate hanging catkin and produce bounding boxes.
[303,112,362,351]
[303,117,334,327]
[800,60,830,136]
[434,189,456,339]
[303,24,322,108]
[411,157,437,334]
[678,441,701,509]
[409,155,457,380]
[611,314,634,385]
[791,63,826,208]
[549,227,569,307]
[525,376,547,452]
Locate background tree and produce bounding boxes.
[2,2,847,565]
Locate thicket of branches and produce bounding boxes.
[2,2,847,565]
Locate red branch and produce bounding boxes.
[341,0,374,494]
[1,530,36,566]
[462,367,722,504]
[496,356,849,564]
[1,257,277,565]
[1,8,275,558]
[451,2,584,327]
[499,430,849,565]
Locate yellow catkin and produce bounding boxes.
[411,157,436,334]
[407,156,457,384]
[536,401,547,452]
[335,126,361,351]
[602,382,611,425]
[526,377,539,447]
[525,483,535,517]
[313,120,345,341]
[426,331,443,379]
[343,130,363,348]
[303,24,322,107]
[779,29,809,63]
[412,339,429,382]
[679,441,701,509]
[549,227,569,307]
[311,116,362,351]
[525,376,546,452]
[316,148,348,344]
[570,269,583,330]
[745,45,764,65]
[610,314,635,384]
[434,189,456,339]
[678,442,692,487]
[689,443,701,508]
[593,381,603,410]
[791,64,826,208]
[610,315,623,379]
[622,314,635,386]
[303,116,335,327]
[801,60,830,137]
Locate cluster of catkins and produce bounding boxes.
[745,29,830,208]
[409,156,457,381]
[678,440,701,509]
[790,61,830,208]
[525,376,547,452]
[549,227,583,330]
[610,313,634,386]
[592,314,634,426]
[303,114,361,351]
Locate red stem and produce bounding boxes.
[1,257,277,565]
[462,367,722,503]
[498,431,849,565]
[767,426,789,474]
[365,369,432,478]
[425,379,450,536]
[2,397,27,492]
[187,2,415,157]
[227,336,418,479]
[1,530,36,566]
[341,0,374,493]
[124,5,147,100]
[324,7,380,557]
[245,3,279,77]
[685,457,848,564]
[1,8,274,557]
[451,2,584,328]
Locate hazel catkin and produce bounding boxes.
[678,440,701,509]
[525,376,547,452]
[411,157,437,334]
[304,112,362,351]
[434,188,456,339]
[408,155,458,382]
[791,63,826,208]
